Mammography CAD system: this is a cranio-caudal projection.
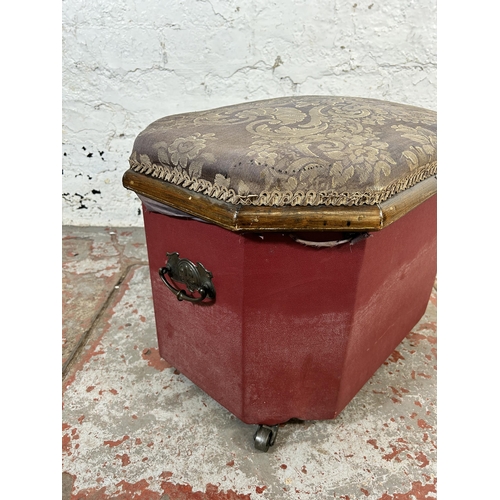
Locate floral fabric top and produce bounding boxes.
[129,96,437,207]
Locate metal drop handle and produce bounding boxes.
[159,252,216,303]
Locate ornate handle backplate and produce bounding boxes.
[159,252,216,303]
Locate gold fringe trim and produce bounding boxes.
[128,154,437,207]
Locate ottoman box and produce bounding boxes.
[123,96,437,451]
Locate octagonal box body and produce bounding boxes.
[123,96,437,427]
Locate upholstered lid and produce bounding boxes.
[124,96,437,232]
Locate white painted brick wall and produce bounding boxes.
[62,0,437,227]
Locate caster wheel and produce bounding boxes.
[253,424,279,452]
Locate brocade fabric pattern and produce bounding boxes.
[129,96,437,207]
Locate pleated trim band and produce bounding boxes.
[129,155,437,207]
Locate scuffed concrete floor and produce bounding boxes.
[62,226,437,500]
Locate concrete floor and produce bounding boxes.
[62,226,437,500]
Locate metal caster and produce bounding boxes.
[253,424,279,452]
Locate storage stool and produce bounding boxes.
[123,96,437,451]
